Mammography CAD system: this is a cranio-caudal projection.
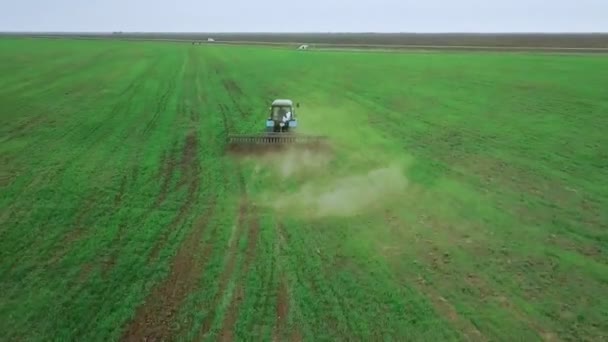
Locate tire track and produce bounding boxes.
[152,60,192,208]
[154,140,179,207]
[113,175,128,206]
[274,222,307,341]
[148,132,200,262]
[222,79,248,118]
[86,56,164,160]
[42,194,98,267]
[274,277,290,341]
[272,222,290,341]
[198,173,248,338]
[297,220,356,336]
[282,221,347,339]
[3,115,48,142]
[218,200,260,341]
[197,56,263,340]
[102,67,179,275]
[145,50,199,262]
[198,83,256,338]
[121,198,217,342]
[258,252,277,338]
[143,74,175,135]
[122,51,209,337]
[248,230,276,340]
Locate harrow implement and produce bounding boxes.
[227,132,328,146]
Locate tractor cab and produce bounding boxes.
[266,99,299,132]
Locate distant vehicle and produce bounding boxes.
[298,44,309,50]
[208,38,215,42]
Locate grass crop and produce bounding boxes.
[1,38,607,341]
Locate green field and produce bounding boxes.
[1,38,607,341]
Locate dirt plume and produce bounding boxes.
[241,146,332,178]
[273,147,332,178]
[264,164,408,218]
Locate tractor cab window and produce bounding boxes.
[271,106,292,120]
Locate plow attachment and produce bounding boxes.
[226,132,329,152]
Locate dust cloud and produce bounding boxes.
[248,147,332,178]
[276,148,332,178]
[268,163,408,218]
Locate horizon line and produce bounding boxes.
[2,31,608,35]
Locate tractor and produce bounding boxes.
[226,98,327,148]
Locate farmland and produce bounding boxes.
[6,32,608,49]
[0,38,607,341]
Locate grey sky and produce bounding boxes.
[1,0,606,32]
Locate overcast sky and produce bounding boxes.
[1,0,607,32]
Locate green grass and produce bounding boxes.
[1,38,607,341]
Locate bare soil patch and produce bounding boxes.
[47,194,97,265]
[154,140,180,207]
[6,115,49,141]
[218,202,261,339]
[273,277,290,341]
[178,133,199,187]
[120,200,216,342]
[222,79,243,97]
[148,132,201,262]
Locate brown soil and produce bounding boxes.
[418,278,486,342]
[148,133,200,262]
[547,235,603,262]
[222,79,243,97]
[154,140,180,207]
[101,222,127,276]
[32,33,608,50]
[114,174,128,206]
[274,223,307,340]
[218,201,260,340]
[120,200,216,342]
[48,194,97,265]
[273,278,290,342]
[78,262,94,283]
[123,124,209,341]
[290,330,304,342]
[218,286,243,342]
[178,133,199,187]
[243,205,260,270]
[6,115,47,141]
